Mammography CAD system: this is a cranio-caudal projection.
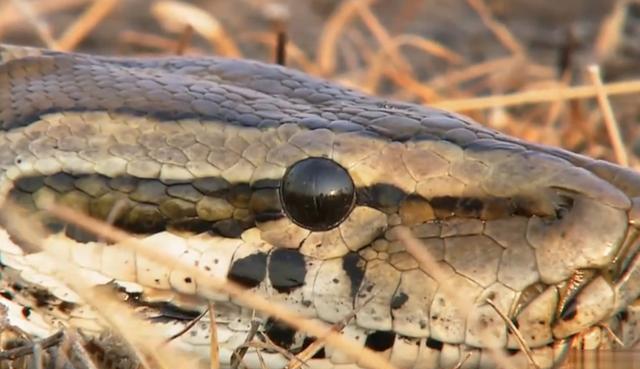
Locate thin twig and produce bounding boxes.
[275,30,287,66]
[451,351,473,369]
[231,320,261,369]
[175,25,194,56]
[600,323,625,347]
[587,64,628,166]
[0,331,64,360]
[316,0,375,75]
[68,330,100,369]
[209,302,220,369]
[165,309,208,342]
[9,0,58,48]
[56,0,121,51]
[354,0,412,72]
[30,342,43,369]
[485,298,540,369]
[0,0,89,36]
[236,340,299,365]
[432,79,640,111]
[593,0,628,62]
[362,33,464,100]
[465,0,525,55]
[239,32,317,73]
[255,347,268,369]
[151,1,241,57]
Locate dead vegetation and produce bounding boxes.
[0,1,640,369]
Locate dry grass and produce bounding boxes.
[0,1,640,369]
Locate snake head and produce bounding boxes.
[2,44,640,368]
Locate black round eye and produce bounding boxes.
[280,157,355,231]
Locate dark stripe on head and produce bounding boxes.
[264,318,297,350]
[5,173,568,251]
[425,337,443,351]
[227,252,268,288]
[5,174,264,242]
[342,252,366,298]
[268,249,306,293]
[364,331,395,352]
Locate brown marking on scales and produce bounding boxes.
[4,174,261,243]
[427,194,572,220]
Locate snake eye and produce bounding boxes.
[280,157,355,231]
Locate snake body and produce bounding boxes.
[1,44,640,368]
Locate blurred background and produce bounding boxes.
[1,0,639,167]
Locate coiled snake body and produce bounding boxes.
[1,44,640,369]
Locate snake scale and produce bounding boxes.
[1,43,640,369]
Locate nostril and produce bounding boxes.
[555,195,575,220]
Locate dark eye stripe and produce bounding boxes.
[5,172,563,248]
[6,174,259,240]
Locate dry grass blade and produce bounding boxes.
[542,71,572,129]
[67,330,100,369]
[362,33,463,99]
[231,320,260,369]
[0,0,89,36]
[31,341,43,369]
[465,0,525,56]
[390,34,465,65]
[451,351,473,369]
[353,1,411,72]
[382,66,441,102]
[209,303,220,369]
[243,340,300,365]
[593,0,628,62]
[485,299,540,369]
[47,204,399,369]
[0,331,63,361]
[587,64,628,166]
[428,57,515,88]
[432,79,640,111]
[151,0,241,57]
[600,323,625,347]
[166,309,208,342]
[362,54,440,101]
[316,0,374,76]
[255,348,268,369]
[56,0,120,51]
[8,0,58,48]
[175,24,194,55]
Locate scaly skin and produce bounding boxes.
[1,44,640,368]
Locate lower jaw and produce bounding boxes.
[163,318,576,369]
